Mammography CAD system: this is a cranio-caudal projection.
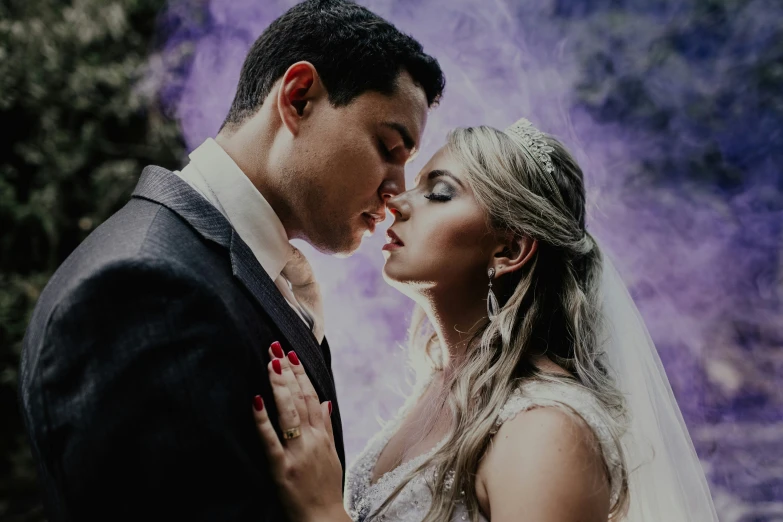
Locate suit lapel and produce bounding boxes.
[132,166,333,397]
[229,230,331,394]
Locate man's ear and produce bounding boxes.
[491,235,538,277]
[276,61,325,135]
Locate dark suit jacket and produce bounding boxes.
[18,166,345,521]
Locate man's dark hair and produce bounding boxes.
[220,0,445,131]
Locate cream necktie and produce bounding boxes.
[279,246,324,344]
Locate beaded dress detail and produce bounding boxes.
[344,379,623,522]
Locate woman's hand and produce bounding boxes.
[253,342,348,522]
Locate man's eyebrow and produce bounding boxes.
[381,121,416,152]
[428,169,464,188]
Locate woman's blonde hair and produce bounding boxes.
[378,125,630,521]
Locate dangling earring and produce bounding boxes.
[487,268,500,321]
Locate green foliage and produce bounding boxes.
[0,0,184,518]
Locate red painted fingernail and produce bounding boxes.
[328,401,332,416]
[253,395,264,411]
[272,359,282,375]
[271,341,284,359]
[287,351,300,365]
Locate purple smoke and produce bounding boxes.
[147,0,783,517]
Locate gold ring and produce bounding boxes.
[282,426,301,440]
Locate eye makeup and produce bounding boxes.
[424,181,454,201]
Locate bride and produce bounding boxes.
[250,119,719,521]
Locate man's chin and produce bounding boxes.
[308,229,362,257]
[339,233,366,257]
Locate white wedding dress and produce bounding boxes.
[345,379,624,522]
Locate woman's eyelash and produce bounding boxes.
[424,193,452,202]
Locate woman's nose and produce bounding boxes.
[386,193,408,220]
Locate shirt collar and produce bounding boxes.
[183,138,292,280]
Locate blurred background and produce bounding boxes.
[1,0,780,520]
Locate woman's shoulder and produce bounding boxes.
[477,395,612,521]
[499,379,622,465]
[480,379,623,511]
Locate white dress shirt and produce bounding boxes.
[174,138,319,338]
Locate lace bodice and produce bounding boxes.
[344,379,623,522]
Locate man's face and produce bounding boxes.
[283,71,429,256]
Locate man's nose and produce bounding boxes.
[379,168,406,201]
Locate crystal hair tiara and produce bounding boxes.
[504,118,555,174]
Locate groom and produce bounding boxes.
[18,1,444,520]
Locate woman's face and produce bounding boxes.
[382,146,500,293]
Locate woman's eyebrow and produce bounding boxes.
[428,169,464,188]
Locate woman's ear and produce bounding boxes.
[276,61,324,135]
[491,236,538,277]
